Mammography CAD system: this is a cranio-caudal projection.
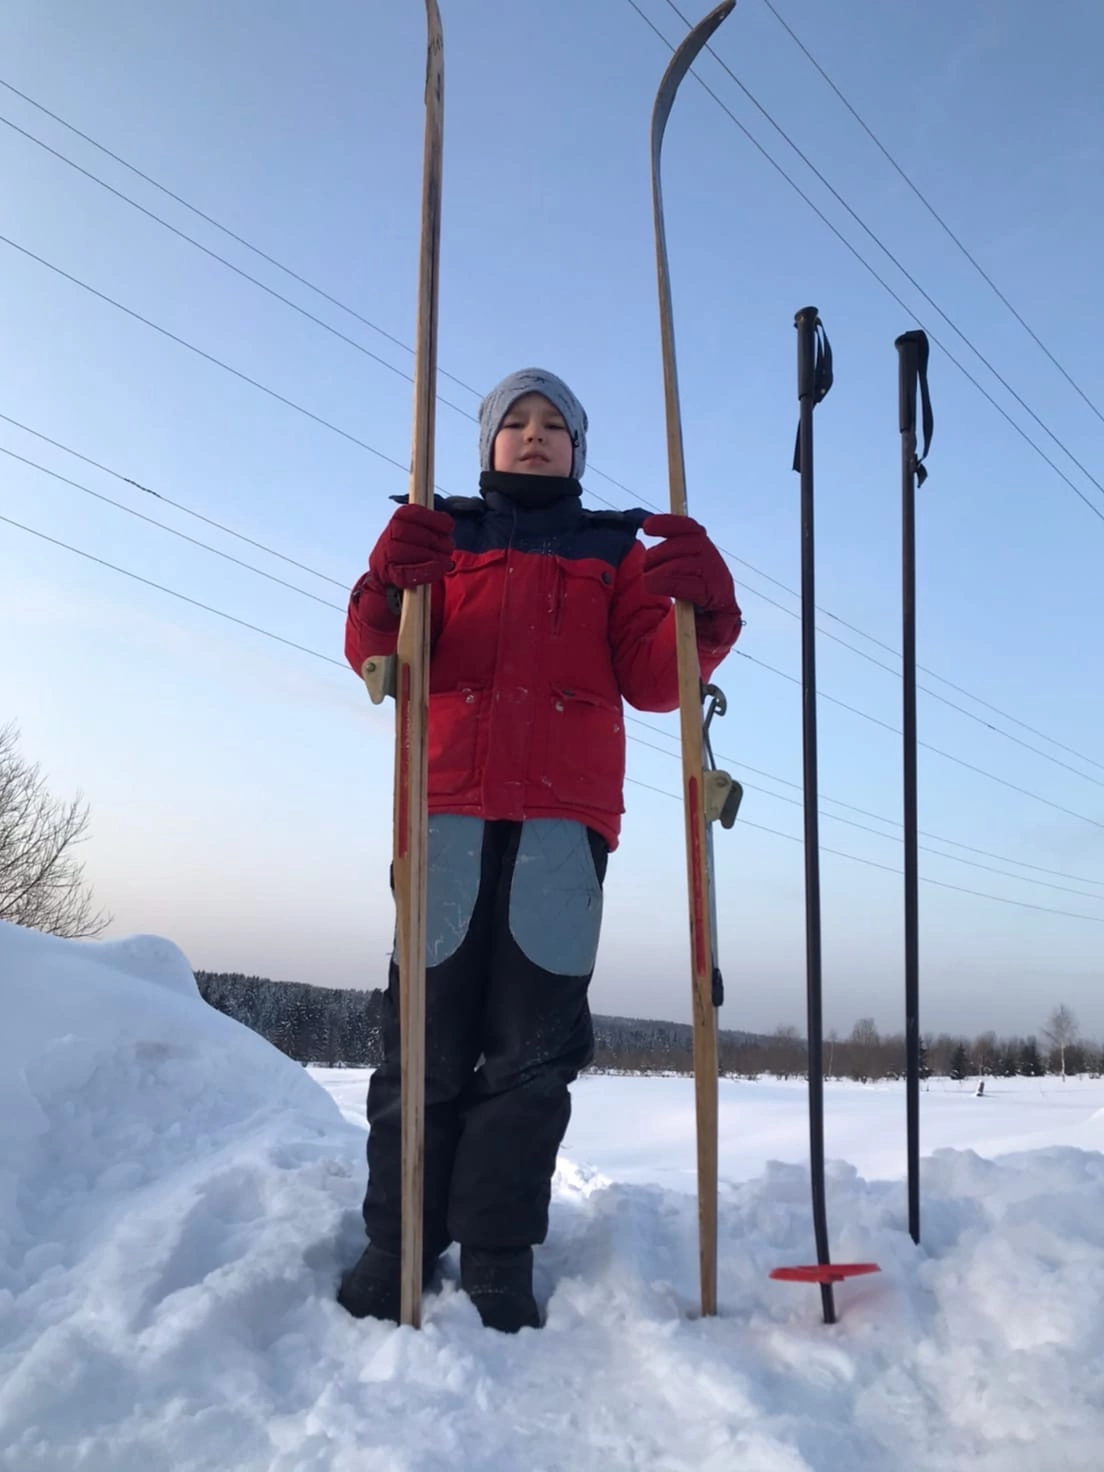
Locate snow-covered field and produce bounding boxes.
[4,920,1104,1471]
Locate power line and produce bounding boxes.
[0,443,347,613]
[4,203,1099,790]
[735,648,1104,830]
[759,0,1104,430]
[0,110,477,424]
[623,0,1104,526]
[0,233,425,486]
[0,409,347,590]
[11,427,1100,895]
[0,76,483,402]
[625,712,1104,888]
[625,776,1104,925]
[5,506,1101,926]
[0,511,348,668]
[4,66,1100,934]
[658,0,1104,514]
[0,109,676,509]
[866,652,1104,777]
[732,619,1104,790]
[627,722,1104,900]
[4,86,1100,775]
[7,97,1101,805]
[11,422,1102,895]
[7,399,1102,829]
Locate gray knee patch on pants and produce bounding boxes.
[393,815,484,968]
[508,820,603,977]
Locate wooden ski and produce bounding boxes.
[368,0,444,1330]
[649,0,736,1319]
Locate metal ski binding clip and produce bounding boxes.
[701,683,742,829]
[700,681,741,1012]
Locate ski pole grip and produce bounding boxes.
[795,306,820,403]
[895,330,925,435]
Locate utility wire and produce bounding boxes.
[0,511,348,668]
[624,775,1104,925]
[0,77,483,400]
[3,214,1098,792]
[11,429,1101,891]
[0,111,476,422]
[4,506,1102,925]
[760,0,1104,429]
[659,0,1104,511]
[736,649,1104,830]
[8,407,1102,828]
[4,64,1100,921]
[0,443,346,612]
[625,712,1104,888]
[624,0,1104,526]
[0,233,425,486]
[3,85,1099,769]
[734,626,1104,790]
[0,409,347,589]
[6,481,1103,898]
[628,724,1104,900]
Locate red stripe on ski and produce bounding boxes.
[396,660,412,860]
[686,773,707,977]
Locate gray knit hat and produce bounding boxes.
[478,368,588,479]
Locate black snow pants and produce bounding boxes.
[361,815,609,1257]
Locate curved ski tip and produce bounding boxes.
[769,1262,881,1284]
[691,0,736,37]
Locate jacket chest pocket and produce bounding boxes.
[445,548,508,618]
[550,556,615,637]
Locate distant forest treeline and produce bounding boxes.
[194,973,1100,1080]
[193,970,764,1073]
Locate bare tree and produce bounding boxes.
[925,1032,959,1078]
[0,723,109,937]
[847,1017,882,1082]
[973,1030,998,1078]
[826,1028,839,1080]
[763,1023,804,1079]
[1043,1004,1079,1081]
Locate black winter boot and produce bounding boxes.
[337,1243,436,1322]
[460,1246,541,1333]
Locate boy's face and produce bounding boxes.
[492,393,574,477]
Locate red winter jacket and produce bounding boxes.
[344,488,741,850]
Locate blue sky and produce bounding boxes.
[2,0,1102,1040]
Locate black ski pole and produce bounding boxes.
[895,329,933,1248]
[794,305,835,1326]
[770,313,880,1313]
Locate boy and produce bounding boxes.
[339,368,741,1332]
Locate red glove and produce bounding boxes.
[368,503,455,590]
[641,514,735,613]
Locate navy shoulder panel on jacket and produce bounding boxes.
[388,492,486,518]
[436,495,486,517]
[583,506,651,535]
[565,505,650,567]
[388,490,649,566]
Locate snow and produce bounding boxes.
[3,920,1104,1470]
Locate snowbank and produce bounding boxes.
[3,918,1104,1471]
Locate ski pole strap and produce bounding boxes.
[895,329,933,485]
[792,311,834,472]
